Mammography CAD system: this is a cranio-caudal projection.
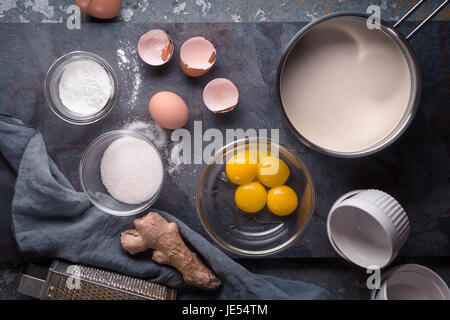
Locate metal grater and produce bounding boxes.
[17,260,177,300]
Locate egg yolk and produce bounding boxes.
[267,185,298,216]
[235,182,267,213]
[257,156,290,188]
[225,151,258,185]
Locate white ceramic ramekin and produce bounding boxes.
[327,189,409,269]
[371,264,450,300]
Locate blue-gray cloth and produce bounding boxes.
[0,114,331,300]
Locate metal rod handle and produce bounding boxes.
[394,0,449,40]
[394,0,426,28]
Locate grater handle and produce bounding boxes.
[16,264,49,299]
[17,260,177,300]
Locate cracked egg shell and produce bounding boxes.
[74,0,122,19]
[203,78,239,113]
[180,37,216,77]
[138,29,174,66]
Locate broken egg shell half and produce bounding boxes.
[138,29,174,66]
[203,78,239,113]
[180,37,216,77]
[74,0,122,19]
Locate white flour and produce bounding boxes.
[100,136,163,205]
[59,60,112,115]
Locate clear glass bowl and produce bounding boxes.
[44,51,118,125]
[196,138,315,256]
[80,130,164,216]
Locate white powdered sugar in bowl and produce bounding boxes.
[45,51,118,125]
[100,136,164,205]
[59,59,112,116]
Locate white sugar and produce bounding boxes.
[100,136,163,205]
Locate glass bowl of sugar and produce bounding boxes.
[45,51,118,125]
[80,130,165,216]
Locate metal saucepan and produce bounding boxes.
[277,0,448,158]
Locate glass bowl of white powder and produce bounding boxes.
[80,130,165,216]
[45,51,118,125]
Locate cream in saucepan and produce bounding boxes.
[280,17,412,153]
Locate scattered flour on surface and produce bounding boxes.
[168,142,186,176]
[123,121,168,149]
[122,120,183,176]
[116,49,129,64]
[121,8,134,22]
[116,41,142,109]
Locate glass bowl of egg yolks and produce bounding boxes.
[196,138,315,257]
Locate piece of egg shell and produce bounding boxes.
[138,30,174,66]
[203,78,239,113]
[75,0,122,19]
[180,37,216,77]
[148,91,189,129]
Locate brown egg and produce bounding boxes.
[180,37,216,77]
[74,0,91,13]
[149,91,189,129]
[86,0,122,19]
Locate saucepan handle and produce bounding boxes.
[393,0,449,40]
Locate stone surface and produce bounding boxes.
[0,21,449,260]
[0,1,449,300]
[0,0,449,23]
[2,257,450,300]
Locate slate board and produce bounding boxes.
[0,22,449,259]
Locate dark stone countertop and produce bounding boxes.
[0,21,449,260]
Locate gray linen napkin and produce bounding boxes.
[0,114,331,300]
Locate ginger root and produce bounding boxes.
[121,212,222,290]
